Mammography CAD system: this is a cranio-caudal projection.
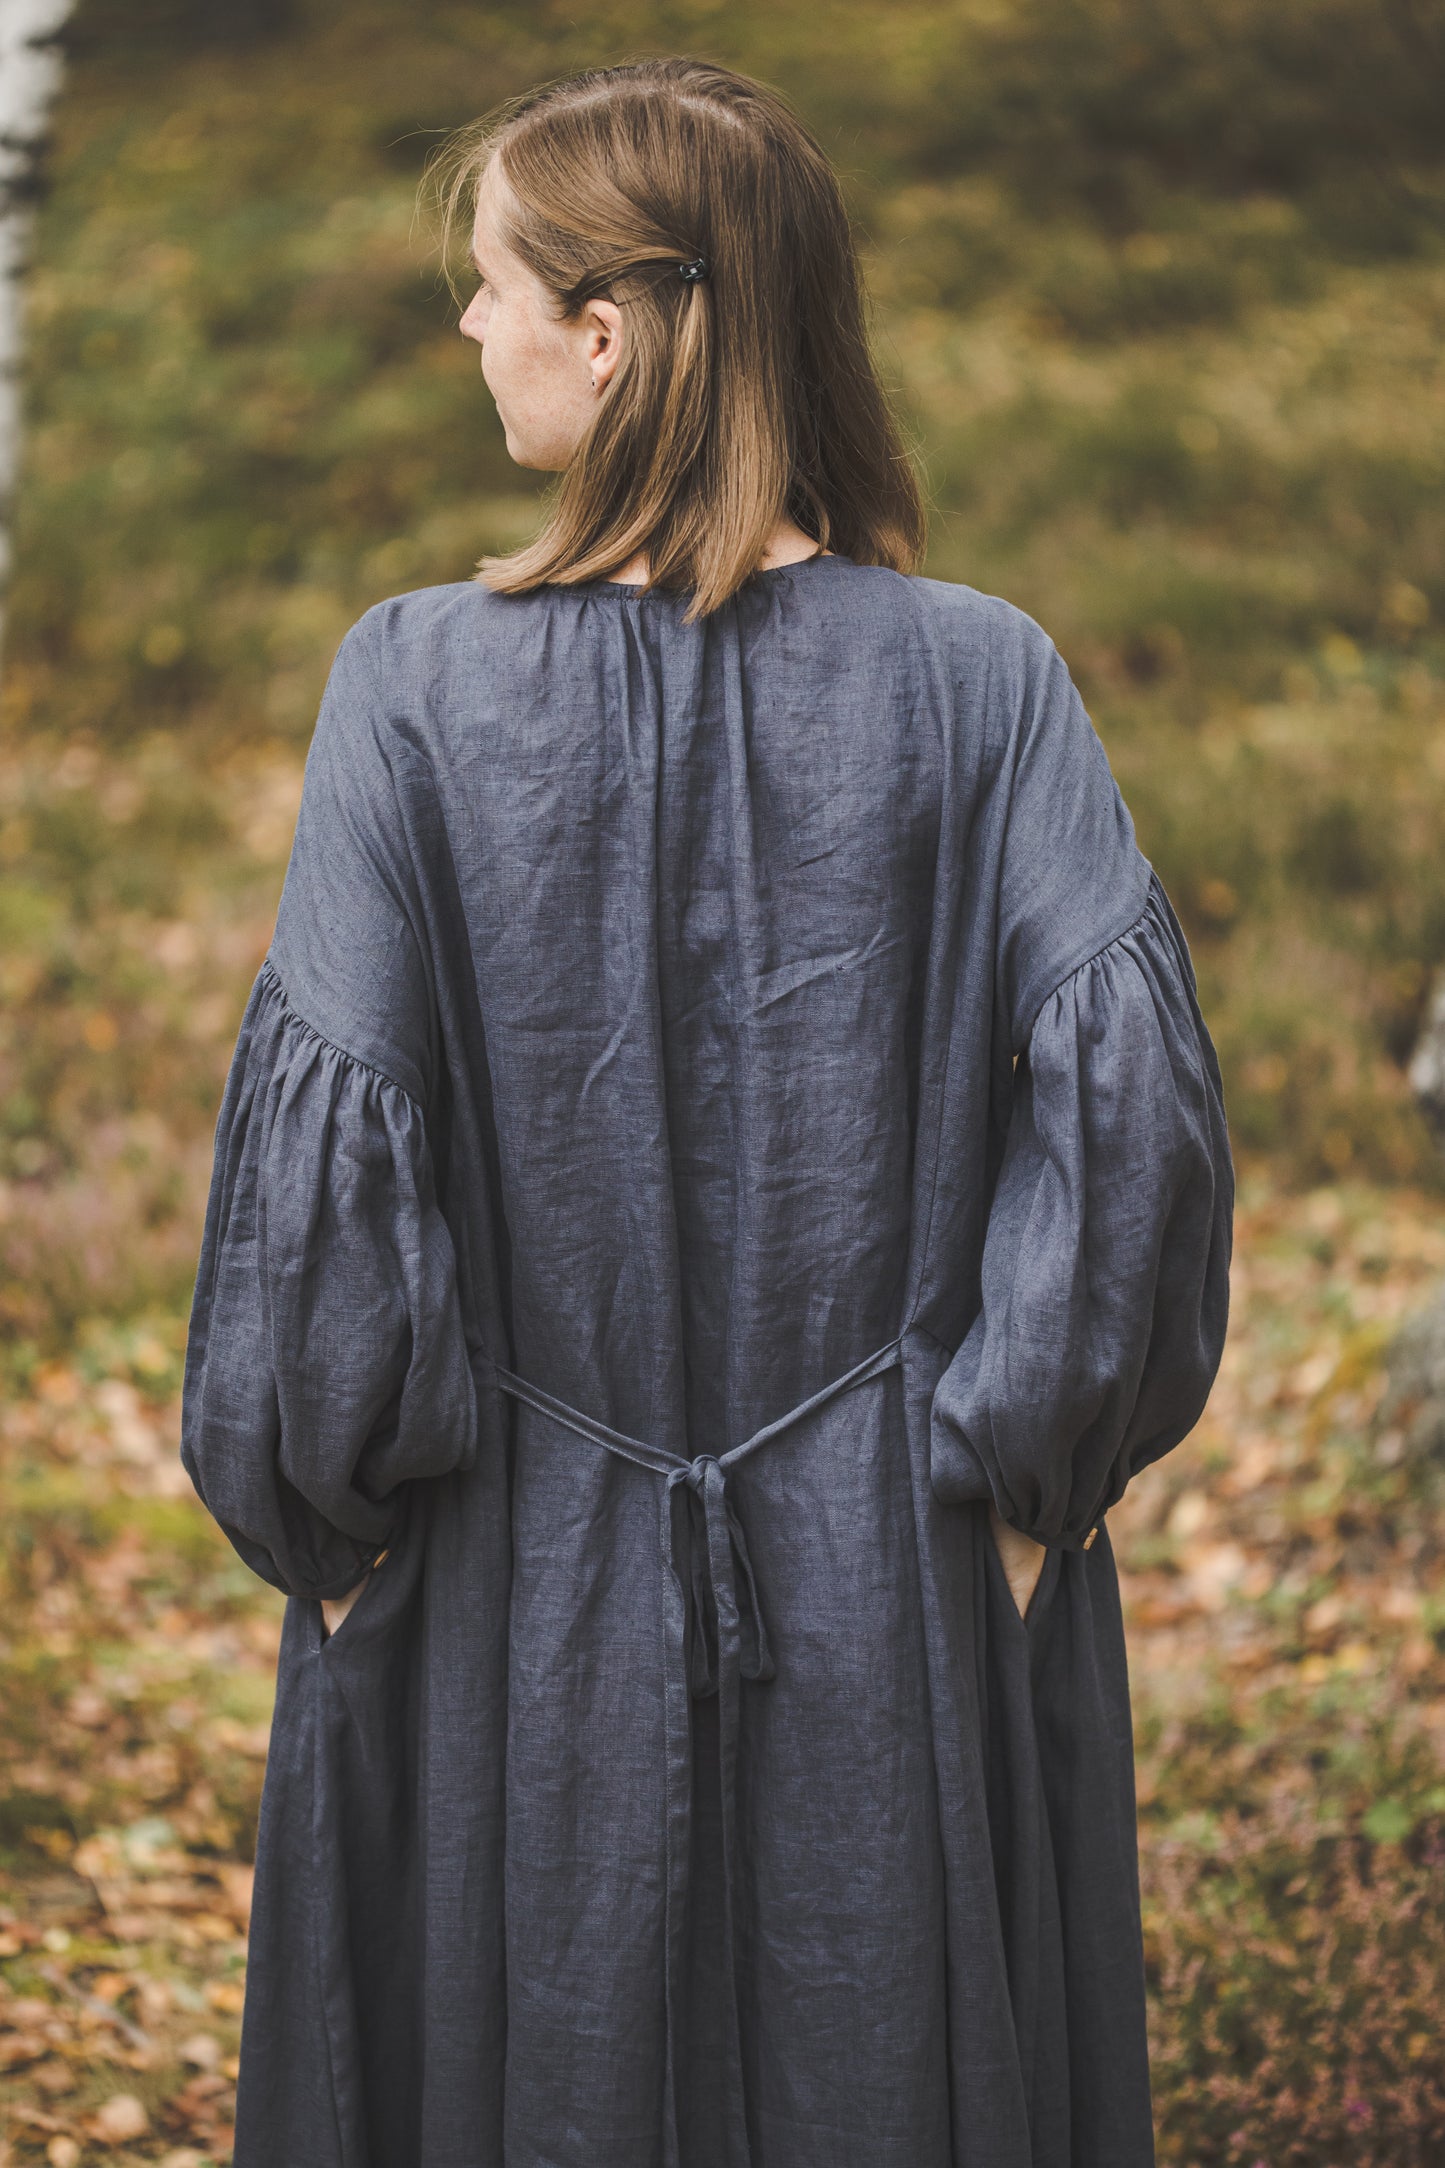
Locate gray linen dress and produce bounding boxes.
[181,553,1233,2168]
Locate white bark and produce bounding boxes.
[0,0,75,642]
[1410,971,1445,1145]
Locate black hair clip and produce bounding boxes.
[678,256,710,284]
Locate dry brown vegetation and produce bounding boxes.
[2,0,1444,2159]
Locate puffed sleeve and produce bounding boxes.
[931,870,1233,1549]
[180,615,476,1599]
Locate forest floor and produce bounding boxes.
[0,1172,1441,2166]
[3,3,1445,2158]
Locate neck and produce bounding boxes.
[607,520,825,587]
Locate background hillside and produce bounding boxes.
[1,4,1444,2163]
[3,0,1445,1352]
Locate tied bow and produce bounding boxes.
[667,1454,776,1698]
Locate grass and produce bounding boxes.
[1,0,1444,2159]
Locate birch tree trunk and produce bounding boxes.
[0,0,75,660]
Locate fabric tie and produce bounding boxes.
[490,1333,905,2168]
[668,1454,775,1697]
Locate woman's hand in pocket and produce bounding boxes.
[988,1502,1049,1621]
[321,1576,370,1639]
[320,1557,384,1641]
[320,1547,391,1640]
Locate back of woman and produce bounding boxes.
[181,58,1233,2168]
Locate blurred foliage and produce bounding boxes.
[0,0,1441,1250]
[0,1330,261,2161]
[2,1,1445,2162]
[2,1175,1444,2163]
[1126,1178,1445,2162]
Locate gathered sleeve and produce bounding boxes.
[931,871,1232,1549]
[928,605,1233,1550]
[180,615,477,1599]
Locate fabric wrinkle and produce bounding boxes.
[180,559,1232,2168]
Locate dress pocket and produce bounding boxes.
[1021,1540,1063,1636]
[981,1510,1062,1639]
[317,1550,389,1653]
[307,1495,426,2164]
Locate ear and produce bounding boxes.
[583,298,624,389]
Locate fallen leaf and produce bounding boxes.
[87,2090,150,2142]
[215,1860,255,1924]
[1167,1489,1212,1540]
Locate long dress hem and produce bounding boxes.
[182,556,1232,2167]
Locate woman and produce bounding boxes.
[182,56,1232,2168]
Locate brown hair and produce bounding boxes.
[431,58,926,619]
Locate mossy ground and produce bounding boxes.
[2,1,1444,2159]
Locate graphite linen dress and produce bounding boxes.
[181,552,1233,2168]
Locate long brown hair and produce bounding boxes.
[431,59,926,619]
